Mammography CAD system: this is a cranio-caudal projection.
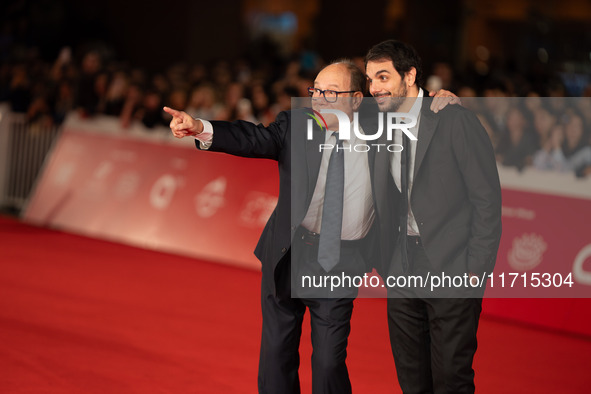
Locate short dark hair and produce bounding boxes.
[329,58,367,95]
[365,40,424,87]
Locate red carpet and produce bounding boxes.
[1,216,589,393]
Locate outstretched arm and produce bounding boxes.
[163,106,288,160]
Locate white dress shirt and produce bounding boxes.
[301,126,374,240]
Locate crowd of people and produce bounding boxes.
[1,45,590,178]
[465,96,591,178]
[0,46,314,130]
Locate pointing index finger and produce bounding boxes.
[163,106,182,118]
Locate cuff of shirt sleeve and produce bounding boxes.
[195,119,213,149]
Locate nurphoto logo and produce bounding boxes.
[306,109,418,152]
[305,110,328,132]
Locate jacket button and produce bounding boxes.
[281,248,287,253]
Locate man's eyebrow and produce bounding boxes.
[367,70,391,78]
[314,84,341,89]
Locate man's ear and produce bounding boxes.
[352,91,363,110]
[405,67,417,87]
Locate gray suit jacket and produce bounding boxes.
[372,99,502,282]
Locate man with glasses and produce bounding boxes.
[164,60,457,394]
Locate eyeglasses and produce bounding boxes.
[307,87,358,103]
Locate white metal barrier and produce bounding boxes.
[0,104,62,212]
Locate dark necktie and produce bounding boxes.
[318,133,344,272]
[400,129,409,272]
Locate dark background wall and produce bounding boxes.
[2,0,590,93]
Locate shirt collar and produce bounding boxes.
[326,120,361,145]
[402,88,423,124]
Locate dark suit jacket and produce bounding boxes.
[372,99,502,281]
[197,110,379,294]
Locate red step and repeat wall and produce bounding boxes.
[24,116,591,336]
[24,117,278,270]
[484,186,591,336]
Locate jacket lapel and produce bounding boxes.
[413,105,439,179]
[305,125,325,205]
[371,132,390,217]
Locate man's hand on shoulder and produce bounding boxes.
[428,90,462,113]
[163,106,204,138]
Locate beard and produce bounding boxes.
[378,83,408,112]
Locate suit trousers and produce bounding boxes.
[387,237,482,394]
[257,238,356,394]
